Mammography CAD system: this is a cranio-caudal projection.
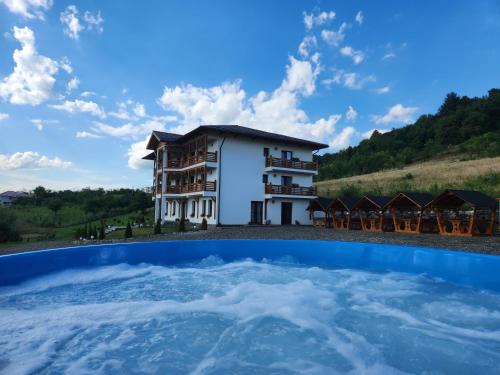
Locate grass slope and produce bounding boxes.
[315,156,500,198]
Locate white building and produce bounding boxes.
[0,191,28,206]
[144,125,327,226]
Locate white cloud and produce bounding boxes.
[0,27,60,105]
[66,77,80,92]
[0,0,52,19]
[371,104,418,125]
[127,136,150,170]
[0,113,9,121]
[157,57,340,147]
[303,10,336,30]
[92,119,165,140]
[323,70,375,90]
[340,46,364,64]
[60,5,104,40]
[76,131,100,139]
[375,85,390,94]
[30,118,58,131]
[0,151,72,170]
[321,22,347,46]
[345,106,358,122]
[362,128,390,139]
[133,103,146,117]
[329,126,356,150]
[83,10,104,33]
[383,52,396,60]
[80,91,95,97]
[355,11,364,25]
[298,35,317,58]
[108,108,132,120]
[50,99,106,118]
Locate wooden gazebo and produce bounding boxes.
[431,190,497,236]
[328,197,359,230]
[307,197,332,227]
[386,192,436,234]
[353,195,393,232]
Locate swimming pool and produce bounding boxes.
[1,240,499,374]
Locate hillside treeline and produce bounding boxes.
[316,89,500,180]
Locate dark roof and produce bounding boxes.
[146,131,183,150]
[386,192,434,208]
[0,191,28,198]
[329,196,359,211]
[353,195,392,210]
[142,152,156,161]
[431,190,496,209]
[306,196,332,211]
[146,125,328,151]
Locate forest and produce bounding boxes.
[316,89,500,181]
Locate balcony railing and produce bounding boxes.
[166,152,217,169]
[265,156,317,171]
[265,184,317,196]
[165,181,216,194]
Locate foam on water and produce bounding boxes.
[1,256,500,375]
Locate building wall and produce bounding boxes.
[156,134,316,226]
[266,198,311,225]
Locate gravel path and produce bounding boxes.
[1,226,499,256]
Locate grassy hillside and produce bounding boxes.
[316,89,500,181]
[315,156,500,198]
[0,187,154,243]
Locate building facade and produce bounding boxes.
[144,125,327,226]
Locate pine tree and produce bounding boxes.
[125,222,133,238]
[99,226,105,240]
[154,218,162,235]
[178,218,186,232]
[201,218,208,230]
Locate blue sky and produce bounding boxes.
[0,0,499,191]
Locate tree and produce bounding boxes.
[125,222,133,238]
[47,198,63,219]
[33,186,48,206]
[201,218,208,230]
[438,92,461,116]
[178,218,186,232]
[99,226,105,240]
[154,218,162,235]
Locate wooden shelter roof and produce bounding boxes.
[307,197,333,212]
[386,192,435,209]
[431,190,496,209]
[353,195,392,211]
[329,196,358,211]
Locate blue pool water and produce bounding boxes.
[0,240,500,374]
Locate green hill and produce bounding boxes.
[316,89,500,181]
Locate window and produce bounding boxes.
[281,150,292,160]
[262,174,268,183]
[281,176,292,186]
[263,147,270,157]
[208,200,213,217]
[202,200,206,216]
[191,201,196,217]
[165,202,169,216]
[172,202,176,216]
[190,175,195,184]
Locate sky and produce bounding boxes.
[0,0,499,191]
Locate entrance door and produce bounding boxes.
[250,201,263,224]
[281,202,292,225]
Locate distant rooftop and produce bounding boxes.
[0,191,29,198]
[146,125,329,151]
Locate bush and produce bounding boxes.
[0,210,21,243]
[201,218,208,230]
[178,218,186,232]
[154,218,162,235]
[125,222,133,238]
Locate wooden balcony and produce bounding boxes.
[166,152,217,169]
[165,181,216,194]
[265,184,317,196]
[265,156,317,171]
